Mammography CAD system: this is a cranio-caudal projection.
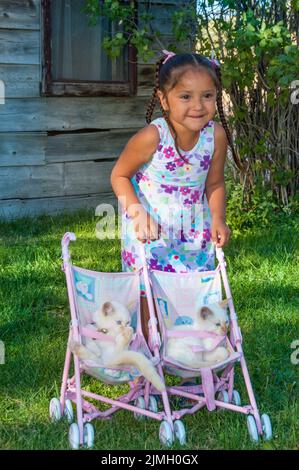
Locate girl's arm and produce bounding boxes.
[205,122,231,247]
[110,124,160,240]
[111,124,159,214]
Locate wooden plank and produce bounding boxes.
[0,132,46,166]
[0,30,40,65]
[0,192,118,220]
[64,161,115,196]
[49,81,132,97]
[139,1,182,4]
[0,96,152,132]
[0,164,64,199]
[0,129,130,167]
[0,160,115,199]
[0,0,40,30]
[0,64,40,98]
[139,4,181,35]
[137,63,156,97]
[46,129,136,163]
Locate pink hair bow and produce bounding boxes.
[162,49,176,64]
[209,50,220,68]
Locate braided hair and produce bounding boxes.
[145,52,243,172]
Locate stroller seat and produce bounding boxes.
[71,264,154,385]
[142,245,272,443]
[49,233,173,449]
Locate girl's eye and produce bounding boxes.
[126,321,130,326]
[116,320,122,325]
[216,322,220,327]
[204,93,214,99]
[180,95,190,100]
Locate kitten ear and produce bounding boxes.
[218,298,230,308]
[199,306,213,320]
[102,301,114,316]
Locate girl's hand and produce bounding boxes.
[211,216,231,248]
[131,207,160,243]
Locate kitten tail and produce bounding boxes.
[109,351,165,392]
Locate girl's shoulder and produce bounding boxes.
[213,121,228,146]
[147,116,168,141]
[126,121,160,157]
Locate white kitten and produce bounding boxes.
[166,300,230,368]
[69,301,165,392]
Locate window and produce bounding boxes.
[41,0,137,96]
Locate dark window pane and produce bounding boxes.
[51,0,128,81]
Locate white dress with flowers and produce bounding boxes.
[121,116,215,296]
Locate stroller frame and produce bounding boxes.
[142,243,272,444]
[50,232,272,448]
[49,232,174,449]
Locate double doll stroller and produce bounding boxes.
[49,232,272,448]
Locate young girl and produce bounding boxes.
[110,51,242,335]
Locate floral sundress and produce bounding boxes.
[121,116,216,296]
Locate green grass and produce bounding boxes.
[0,210,298,450]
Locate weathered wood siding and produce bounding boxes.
[0,0,184,219]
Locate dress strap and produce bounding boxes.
[148,117,166,141]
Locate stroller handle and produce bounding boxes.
[62,232,76,247]
[61,232,76,262]
[138,237,225,265]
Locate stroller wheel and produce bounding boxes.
[133,396,146,420]
[159,421,174,447]
[232,390,241,406]
[247,415,259,443]
[148,395,158,413]
[84,423,95,448]
[152,394,163,408]
[217,390,229,403]
[49,398,62,422]
[177,380,200,408]
[261,414,272,441]
[174,420,186,445]
[64,399,74,423]
[69,423,80,450]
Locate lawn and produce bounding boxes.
[0,210,298,450]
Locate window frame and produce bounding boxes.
[40,0,137,97]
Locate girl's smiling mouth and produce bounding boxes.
[188,115,205,118]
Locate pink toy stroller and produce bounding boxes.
[49,232,175,449]
[50,232,272,448]
[143,242,273,445]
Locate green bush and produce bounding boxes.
[226,174,299,234]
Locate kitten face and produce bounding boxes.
[198,300,229,335]
[94,301,131,335]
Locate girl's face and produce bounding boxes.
[157,68,217,133]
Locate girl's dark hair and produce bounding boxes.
[145,52,243,171]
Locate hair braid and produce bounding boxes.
[145,57,164,124]
[214,66,244,172]
[145,55,188,163]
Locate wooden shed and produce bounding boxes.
[0,0,184,219]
